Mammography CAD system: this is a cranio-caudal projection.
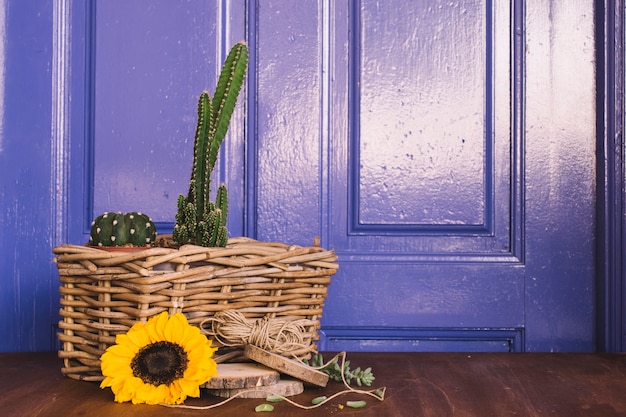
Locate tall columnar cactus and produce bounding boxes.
[90,212,157,247]
[173,41,248,247]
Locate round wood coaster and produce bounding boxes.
[244,344,329,387]
[206,378,304,398]
[203,362,280,389]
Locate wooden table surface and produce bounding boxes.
[1,351,625,416]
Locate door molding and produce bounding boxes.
[597,0,625,352]
[320,327,524,352]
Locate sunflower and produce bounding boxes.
[100,311,218,405]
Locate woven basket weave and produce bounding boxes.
[53,237,338,382]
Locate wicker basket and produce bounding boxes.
[53,237,338,382]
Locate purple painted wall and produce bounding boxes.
[0,0,623,353]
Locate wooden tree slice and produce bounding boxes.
[207,378,304,398]
[244,344,329,387]
[203,362,280,389]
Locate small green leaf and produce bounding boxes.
[346,400,367,409]
[311,396,327,405]
[265,395,283,402]
[255,403,274,412]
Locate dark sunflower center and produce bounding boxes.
[131,341,189,386]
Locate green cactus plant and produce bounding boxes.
[173,41,248,247]
[90,211,157,247]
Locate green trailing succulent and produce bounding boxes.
[90,211,157,247]
[173,41,249,247]
[304,353,376,387]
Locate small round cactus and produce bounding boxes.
[89,211,157,247]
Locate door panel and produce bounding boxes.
[93,2,221,220]
[523,0,596,350]
[323,0,524,345]
[252,0,595,352]
[62,0,595,352]
[331,0,518,258]
[88,1,248,235]
[252,0,324,242]
[357,1,489,228]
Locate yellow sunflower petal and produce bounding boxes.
[155,385,174,405]
[174,377,200,399]
[184,361,217,384]
[144,311,168,342]
[125,324,151,348]
[187,348,218,374]
[177,318,200,339]
[164,312,187,343]
[181,327,215,354]
[113,334,140,354]
[132,380,160,404]
[101,360,133,378]
[100,375,115,389]
[142,315,159,342]
[158,383,179,405]
[186,346,213,366]
[114,376,143,403]
[178,332,205,353]
[122,321,147,341]
[103,340,137,359]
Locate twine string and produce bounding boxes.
[160,351,387,411]
[189,313,387,411]
[200,310,313,356]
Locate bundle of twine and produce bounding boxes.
[200,310,313,357]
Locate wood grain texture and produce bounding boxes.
[207,378,304,398]
[244,345,329,387]
[203,363,280,389]
[2,352,626,416]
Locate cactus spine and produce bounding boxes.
[173,41,248,247]
[90,212,157,247]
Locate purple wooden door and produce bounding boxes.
[2,0,592,352]
[249,0,595,352]
[79,0,596,352]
